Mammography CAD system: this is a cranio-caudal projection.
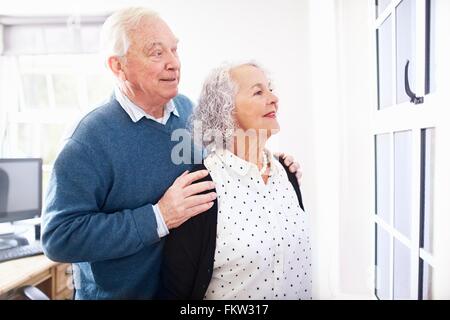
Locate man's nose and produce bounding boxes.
[166,52,180,70]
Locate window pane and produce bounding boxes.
[40,124,66,166]
[377,0,391,17]
[394,130,412,238]
[377,15,393,109]
[376,133,391,223]
[393,239,411,299]
[419,258,433,299]
[396,0,416,105]
[426,0,435,94]
[16,124,65,164]
[86,74,113,107]
[376,225,391,300]
[42,167,52,206]
[52,75,79,109]
[17,123,34,156]
[21,74,49,109]
[420,128,434,253]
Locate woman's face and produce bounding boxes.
[231,65,279,137]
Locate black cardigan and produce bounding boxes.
[157,161,304,300]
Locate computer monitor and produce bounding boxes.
[0,158,42,224]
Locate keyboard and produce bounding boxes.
[0,243,44,263]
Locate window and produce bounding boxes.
[3,54,113,195]
[0,15,113,199]
[373,0,439,300]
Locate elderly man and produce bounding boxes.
[42,7,301,299]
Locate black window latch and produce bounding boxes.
[405,60,424,105]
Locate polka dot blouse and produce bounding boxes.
[203,149,312,300]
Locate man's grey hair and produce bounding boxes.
[100,7,160,65]
[190,61,267,152]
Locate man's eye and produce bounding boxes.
[151,50,163,57]
[254,90,263,96]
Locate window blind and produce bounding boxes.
[0,15,108,55]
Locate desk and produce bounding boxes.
[0,254,73,300]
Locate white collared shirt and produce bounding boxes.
[203,149,312,300]
[115,86,180,238]
[114,86,179,124]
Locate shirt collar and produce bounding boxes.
[114,86,179,123]
[214,148,279,177]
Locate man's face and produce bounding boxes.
[122,17,180,106]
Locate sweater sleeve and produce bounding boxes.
[41,138,160,263]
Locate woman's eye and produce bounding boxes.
[254,90,263,96]
[151,50,163,57]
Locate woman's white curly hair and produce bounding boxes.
[190,61,267,153]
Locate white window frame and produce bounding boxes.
[372,0,445,300]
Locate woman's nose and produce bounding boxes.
[270,92,279,107]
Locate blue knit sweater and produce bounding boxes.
[42,95,196,299]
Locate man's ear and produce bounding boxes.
[108,56,126,81]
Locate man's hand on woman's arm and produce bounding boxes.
[275,152,303,185]
[158,170,216,229]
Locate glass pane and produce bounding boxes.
[376,225,391,300]
[52,74,79,109]
[21,74,49,109]
[426,0,435,94]
[420,128,434,253]
[377,0,391,17]
[17,123,34,156]
[40,124,66,166]
[42,168,52,206]
[86,74,114,107]
[396,0,417,105]
[394,130,412,238]
[376,134,391,223]
[377,15,393,109]
[420,258,433,299]
[393,239,411,299]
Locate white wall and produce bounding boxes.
[335,0,374,298]
[304,0,341,299]
[289,0,374,299]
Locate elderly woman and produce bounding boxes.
[158,62,311,300]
